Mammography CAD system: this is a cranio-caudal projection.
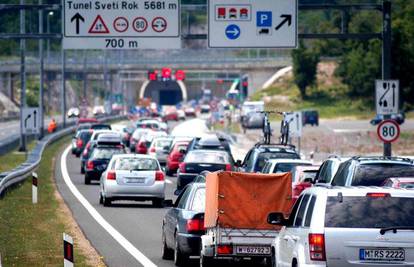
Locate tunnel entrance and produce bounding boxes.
[141,80,186,105]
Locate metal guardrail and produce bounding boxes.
[0,115,126,197]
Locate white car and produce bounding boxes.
[67,107,80,118]
[262,159,313,175]
[177,110,186,120]
[99,154,166,207]
[148,137,173,165]
[93,105,105,116]
[268,187,414,267]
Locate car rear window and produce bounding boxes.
[353,163,414,186]
[255,152,300,172]
[273,163,312,174]
[325,196,414,228]
[91,148,124,160]
[115,158,159,171]
[80,131,92,140]
[191,188,206,212]
[155,139,172,148]
[186,151,229,163]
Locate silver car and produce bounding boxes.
[99,154,166,207]
[148,137,173,165]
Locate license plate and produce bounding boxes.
[236,246,271,255]
[125,178,145,183]
[360,248,405,261]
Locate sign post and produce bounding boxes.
[284,111,302,152]
[32,172,38,204]
[208,0,297,48]
[63,0,181,49]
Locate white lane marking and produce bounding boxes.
[165,179,173,184]
[60,145,157,267]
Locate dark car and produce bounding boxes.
[90,124,112,130]
[186,135,232,156]
[162,183,206,266]
[331,156,414,186]
[71,129,93,157]
[370,113,405,126]
[177,150,233,191]
[302,110,319,126]
[239,143,300,173]
[84,145,125,184]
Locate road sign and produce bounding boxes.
[376,80,399,115]
[63,0,181,49]
[208,0,297,48]
[377,119,400,143]
[284,111,302,137]
[22,108,40,134]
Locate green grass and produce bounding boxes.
[0,142,36,173]
[0,137,93,267]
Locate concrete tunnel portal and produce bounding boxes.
[140,80,188,105]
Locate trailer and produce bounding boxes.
[200,171,292,266]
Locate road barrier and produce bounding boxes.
[0,115,126,197]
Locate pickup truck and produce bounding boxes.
[200,171,292,266]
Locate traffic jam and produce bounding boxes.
[69,102,414,267]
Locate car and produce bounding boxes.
[93,105,105,116]
[290,165,320,204]
[184,107,196,117]
[77,117,98,125]
[130,128,153,152]
[177,150,234,191]
[239,144,300,173]
[302,109,319,126]
[261,159,313,174]
[162,183,206,265]
[382,177,414,189]
[111,123,135,147]
[67,107,80,118]
[90,124,111,130]
[163,108,179,121]
[177,110,186,121]
[148,137,174,165]
[240,101,264,121]
[200,104,210,114]
[99,154,165,207]
[268,187,414,267]
[186,135,232,156]
[241,111,265,130]
[136,119,161,130]
[84,145,125,184]
[71,129,93,157]
[75,123,93,132]
[370,113,405,126]
[314,156,349,184]
[331,156,414,186]
[135,131,167,154]
[193,171,210,183]
[166,141,190,176]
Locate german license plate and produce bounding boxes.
[360,248,405,261]
[236,246,270,255]
[125,178,145,183]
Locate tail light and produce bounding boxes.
[155,171,165,181]
[107,171,116,180]
[86,160,94,170]
[82,149,88,157]
[186,218,205,233]
[293,183,312,197]
[76,139,83,148]
[309,234,326,261]
[225,164,232,171]
[150,147,156,153]
[217,245,233,255]
[172,153,181,161]
[86,142,91,149]
[366,193,390,198]
[179,162,186,173]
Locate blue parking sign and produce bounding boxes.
[256,11,272,27]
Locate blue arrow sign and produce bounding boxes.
[225,24,241,40]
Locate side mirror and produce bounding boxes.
[161,167,166,173]
[174,189,182,196]
[267,212,286,226]
[162,199,174,208]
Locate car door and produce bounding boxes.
[277,194,304,267]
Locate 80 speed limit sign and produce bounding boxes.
[377,120,400,143]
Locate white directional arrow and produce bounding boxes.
[226,27,239,37]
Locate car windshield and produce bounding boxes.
[255,152,300,172]
[91,148,123,160]
[115,158,159,171]
[353,163,414,186]
[186,151,229,163]
[155,139,172,148]
[325,196,414,228]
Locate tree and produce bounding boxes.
[291,41,319,99]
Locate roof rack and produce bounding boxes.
[254,142,296,149]
[351,156,413,163]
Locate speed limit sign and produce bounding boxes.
[377,120,400,143]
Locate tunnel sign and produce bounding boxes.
[63,0,181,49]
[208,0,297,48]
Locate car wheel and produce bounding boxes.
[174,237,187,266]
[271,251,276,267]
[102,194,112,207]
[153,198,164,208]
[81,165,85,174]
[84,174,91,185]
[161,228,174,260]
[166,167,173,176]
[99,193,103,204]
[200,253,214,267]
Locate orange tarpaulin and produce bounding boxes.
[205,171,292,230]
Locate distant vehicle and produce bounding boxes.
[99,154,165,207]
[77,117,98,125]
[162,183,206,265]
[186,135,232,156]
[111,123,135,147]
[238,144,300,173]
[130,128,153,152]
[177,110,186,120]
[382,177,414,189]
[241,112,265,129]
[331,156,414,186]
[268,187,414,267]
[200,104,211,114]
[166,141,190,176]
[148,137,173,165]
[314,156,349,184]
[177,150,234,191]
[90,124,111,130]
[184,107,196,117]
[84,145,125,184]
[163,107,179,122]
[135,131,167,154]
[370,113,405,125]
[200,171,292,266]
[93,105,105,116]
[71,129,93,157]
[302,109,319,126]
[67,107,80,118]
[240,101,264,121]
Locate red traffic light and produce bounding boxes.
[161,68,172,79]
[175,70,186,81]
